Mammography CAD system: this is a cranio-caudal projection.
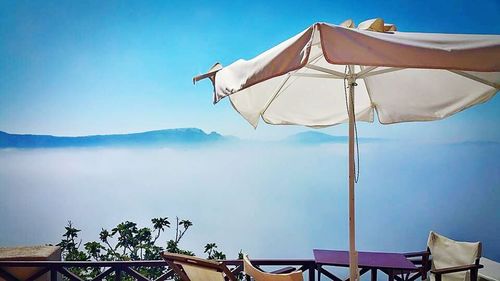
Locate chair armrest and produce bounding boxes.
[404,251,430,258]
[406,257,432,265]
[404,251,431,268]
[431,264,483,275]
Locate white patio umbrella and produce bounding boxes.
[193,19,500,281]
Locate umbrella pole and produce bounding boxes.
[347,75,358,281]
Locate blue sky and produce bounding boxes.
[0,0,499,140]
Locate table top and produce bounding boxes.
[313,249,417,270]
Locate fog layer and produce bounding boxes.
[0,142,498,261]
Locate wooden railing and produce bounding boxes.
[0,259,317,281]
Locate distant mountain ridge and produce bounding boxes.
[1,128,495,149]
[0,128,226,148]
[0,129,387,149]
[285,131,382,144]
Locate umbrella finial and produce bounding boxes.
[358,18,385,32]
[358,18,397,32]
[340,19,355,28]
[384,23,397,32]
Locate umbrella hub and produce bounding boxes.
[346,71,358,88]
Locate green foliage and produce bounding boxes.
[57,217,228,280]
[204,243,226,260]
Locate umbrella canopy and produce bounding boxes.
[194,19,500,281]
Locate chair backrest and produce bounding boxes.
[427,231,482,281]
[161,252,237,281]
[243,255,303,281]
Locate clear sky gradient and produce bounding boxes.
[1,0,499,140]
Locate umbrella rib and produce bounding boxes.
[361,77,377,119]
[448,70,500,89]
[356,66,378,78]
[291,73,340,79]
[262,51,325,115]
[304,64,346,78]
[261,49,326,114]
[308,52,324,64]
[359,66,376,118]
[261,73,293,116]
[360,67,404,78]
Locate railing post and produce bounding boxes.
[309,262,315,281]
[115,266,121,281]
[388,269,395,281]
[50,268,57,281]
[422,252,429,280]
[371,269,377,281]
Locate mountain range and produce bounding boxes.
[0,128,225,148]
[0,129,384,148]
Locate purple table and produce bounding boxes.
[313,249,417,281]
